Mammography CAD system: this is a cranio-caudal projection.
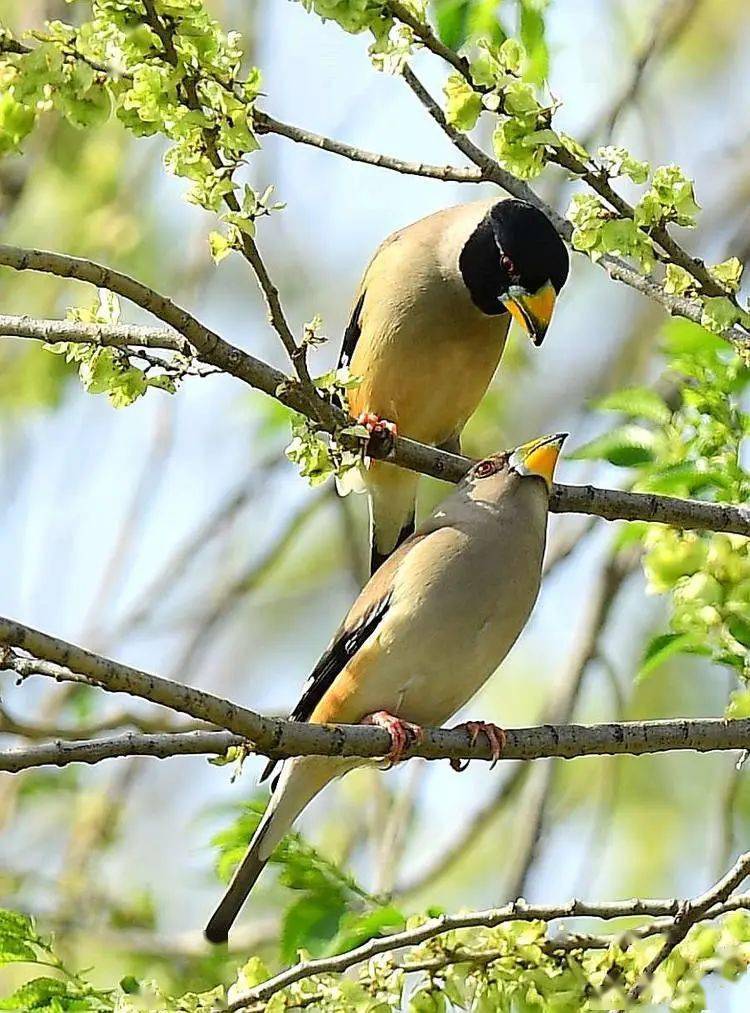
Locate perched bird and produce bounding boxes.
[205,432,566,943]
[338,197,569,574]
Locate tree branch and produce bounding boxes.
[254,110,484,183]
[226,889,750,1010]
[2,303,749,538]
[0,245,327,423]
[630,850,750,1000]
[0,730,240,772]
[3,617,750,769]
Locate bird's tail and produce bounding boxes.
[367,461,418,575]
[204,757,347,944]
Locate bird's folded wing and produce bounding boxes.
[258,530,432,785]
[337,228,404,371]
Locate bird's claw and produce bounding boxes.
[356,413,398,457]
[361,710,423,766]
[450,721,507,772]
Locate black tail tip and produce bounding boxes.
[204,920,229,946]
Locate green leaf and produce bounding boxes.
[567,193,608,251]
[701,296,741,335]
[559,133,590,163]
[503,80,539,115]
[650,164,701,226]
[638,632,704,680]
[661,318,726,357]
[593,387,671,424]
[727,690,750,719]
[443,74,482,130]
[709,257,743,293]
[636,462,731,497]
[280,893,346,963]
[0,90,37,155]
[233,956,270,991]
[327,905,405,954]
[570,425,657,466]
[664,264,695,296]
[434,0,506,49]
[597,145,649,184]
[492,116,547,179]
[58,81,111,129]
[209,229,233,263]
[728,615,750,649]
[146,374,177,394]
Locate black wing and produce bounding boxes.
[338,290,365,371]
[259,592,392,785]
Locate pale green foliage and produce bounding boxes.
[444,73,482,130]
[568,193,656,273]
[710,257,744,293]
[597,144,650,184]
[213,801,403,962]
[4,901,750,1011]
[575,319,750,680]
[638,165,701,228]
[45,290,181,406]
[442,36,561,179]
[664,263,695,296]
[0,0,264,215]
[298,0,423,70]
[286,365,365,485]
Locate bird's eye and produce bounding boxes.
[474,459,498,478]
[500,254,516,275]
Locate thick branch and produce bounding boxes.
[0,714,744,773]
[3,618,750,768]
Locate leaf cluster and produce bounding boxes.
[573,318,750,681]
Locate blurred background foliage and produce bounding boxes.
[0,0,749,1009]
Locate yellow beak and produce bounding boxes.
[510,432,567,489]
[502,280,557,347]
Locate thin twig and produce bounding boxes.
[254,110,483,183]
[629,851,750,999]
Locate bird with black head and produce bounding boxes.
[338,197,569,574]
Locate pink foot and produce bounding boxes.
[356,413,398,457]
[361,710,423,765]
[450,721,507,772]
[357,412,398,439]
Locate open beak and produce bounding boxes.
[501,280,557,347]
[510,432,568,489]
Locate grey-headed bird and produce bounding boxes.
[339,198,569,573]
[205,433,566,944]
